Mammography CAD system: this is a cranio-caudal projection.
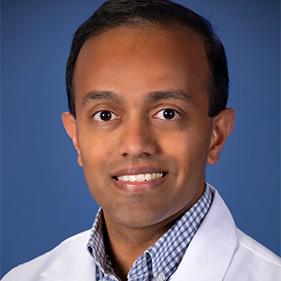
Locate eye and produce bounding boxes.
[154,109,180,120]
[93,110,118,122]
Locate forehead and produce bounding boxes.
[73,24,210,104]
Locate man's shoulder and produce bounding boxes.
[236,229,281,265]
[1,230,91,281]
[223,229,281,280]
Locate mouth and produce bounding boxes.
[113,172,167,182]
[111,166,168,192]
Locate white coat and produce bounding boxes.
[2,186,281,281]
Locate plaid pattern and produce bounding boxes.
[87,184,213,281]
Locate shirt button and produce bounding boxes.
[157,272,166,281]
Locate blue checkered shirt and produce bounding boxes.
[87,185,213,281]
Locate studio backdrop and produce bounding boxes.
[1,0,280,277]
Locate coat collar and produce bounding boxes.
[170,185,239,281]
[40,231,96,281]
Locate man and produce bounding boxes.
[2,0,280,280]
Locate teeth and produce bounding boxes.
[117,173,164,182]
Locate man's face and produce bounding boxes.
[63,25,231,229]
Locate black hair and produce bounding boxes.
[66,0,228,118]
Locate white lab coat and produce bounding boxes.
[2,186,281,281]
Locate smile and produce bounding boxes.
[116,173,165,182]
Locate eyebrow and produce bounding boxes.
[146,90,192,103]
[82,90,124,106]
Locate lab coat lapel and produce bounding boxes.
[40,235,96,281]
[171,186,239,281]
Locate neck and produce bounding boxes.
[102,212,181,281]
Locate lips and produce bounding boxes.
[112,166,167,185]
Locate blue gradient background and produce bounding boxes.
[1,0,280,277]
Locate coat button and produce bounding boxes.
[157,272,165,281]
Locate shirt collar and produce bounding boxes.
[87,209,114,276]
[87,185,213,281]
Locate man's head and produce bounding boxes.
[66,0,228,118]
[62,0,234,230]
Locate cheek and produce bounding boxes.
[78,138,114,200]
[163,131,210,173]
[159,131,197,158]
[79,131,113,160]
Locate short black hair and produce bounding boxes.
[66,0,228,118]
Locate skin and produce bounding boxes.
[62,24,234,280]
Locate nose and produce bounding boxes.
[119,116,158,158]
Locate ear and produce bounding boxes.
[61,112,83,167]
[207,108,235,165]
